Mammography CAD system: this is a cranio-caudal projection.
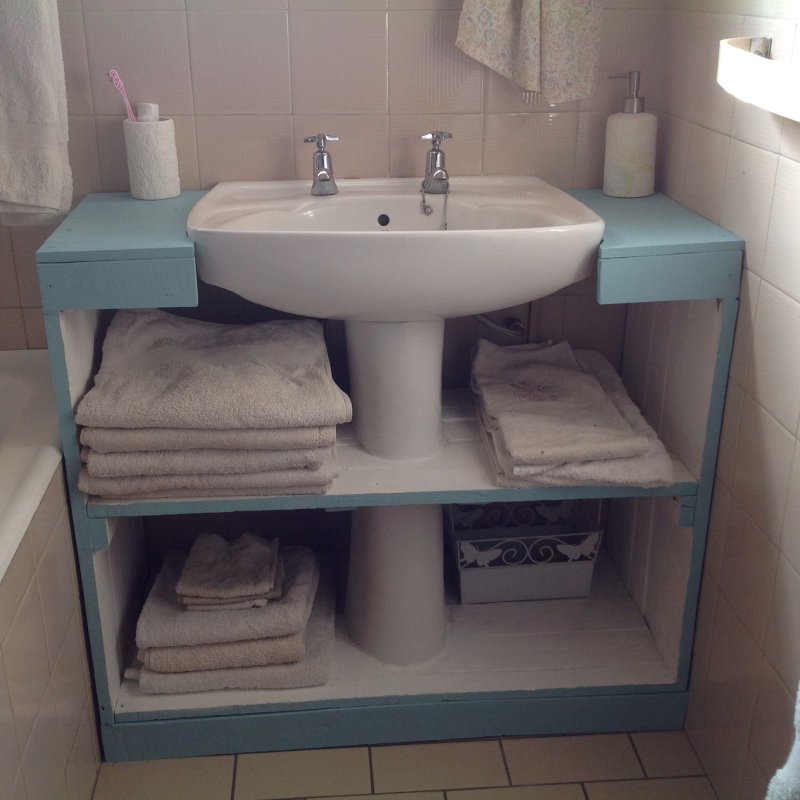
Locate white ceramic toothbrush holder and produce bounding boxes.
[123,118,181,200]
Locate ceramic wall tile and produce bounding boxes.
[66,704,102,800]
[84,0,185,8]
[484,70,579,114]
[294,115,389,179]
[780,118,800,162]
[483,113,577,188]
[765,556,800,693]
[195,115,294,187]
[692,571,719,678]
[655,113,689,201]
[21,683,69,800]
[389,114,483,177]
[60,12,93,116]
[715,379,743,489]
[0,654,22,799]
[188,11,290,115]
[291,10,387,114]
[731,392,794,545]
[0,227,20,309]
[0,310,28,350]
[720,141,778,278]
[84,11,194,116]
[763,157,800,304]
[682,123,730,223]
[52,612,89,766]
[747,280,800,433]
[705,482,731,583]
[4,577,50,753]
[780,443,800,575]
[729,268,759,386]
[188,0,285,8]
[719,503,778,644]
[68,116,104,201]
[574,112,606,189]
[388,10,483,113]
[749,659,796,778]
[10,226,56,308]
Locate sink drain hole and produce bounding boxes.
[377,214,390,227]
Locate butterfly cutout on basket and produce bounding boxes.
[556,532,600,561]
[460,541,503,567]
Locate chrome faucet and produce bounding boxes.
[420,131,452,194]
[303,134,339,196]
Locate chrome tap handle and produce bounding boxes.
[420,131,452,149]
[304,133,339,150]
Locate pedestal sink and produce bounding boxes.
[187,176,604,665]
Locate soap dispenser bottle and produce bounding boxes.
[603,70,657,198]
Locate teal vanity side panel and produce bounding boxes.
[596,251,742,304]
[38,257,198,311]
[37,192,203,263]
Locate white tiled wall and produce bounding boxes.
[660,3,800,797]
[0,465,100,800]
[0,0,666,351]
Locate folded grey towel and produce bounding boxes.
[479,349,674,488]
[472,339,649,467]
[136,546,319,649]
[90,486,328,500]
[75,310,352,429]
[176,533,279,601]
[81,445,331,478]
[80,425,337,453]
[132,571,335,693]
[180,558,285,610]
[77,459,335,499]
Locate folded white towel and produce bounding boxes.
[131,571,335,694]
[81,445,331,477]
[766,682,800,800]
[136,546,319,649]
[478,349,674,488]
[472,339,649,467]
[80,425,337,453]
[0,1,72,225]
[175,533,279,601]
[77,461,336,499]
[75,310,353,430]
[180,558,285,610]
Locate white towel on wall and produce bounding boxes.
[0,0,72,226]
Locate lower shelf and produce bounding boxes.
[115,553,675,722]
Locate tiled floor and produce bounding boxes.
[91,731,716,800]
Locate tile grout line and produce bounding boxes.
[230,753,238,800]
[368,745,375,795]
[627,732,648,779]
[497,736,513,787]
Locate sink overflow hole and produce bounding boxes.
[377,214,390,227]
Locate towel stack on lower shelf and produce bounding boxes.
[74,309,352,500]
[131,534,334,694]
[471,339,674,488]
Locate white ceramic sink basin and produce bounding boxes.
[187,176,604,323]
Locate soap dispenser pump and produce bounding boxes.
[603,70,657,198]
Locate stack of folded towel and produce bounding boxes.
[131,533,334,693]
[74,309,353,500]
[471,339,674,488]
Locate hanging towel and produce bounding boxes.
[136,546,319,649]
[0,0,73,225]
[75,310,353,430]
[472,339,650,467]
[455,0,602,104]
[175,533,279,602]
[766,681,800,800]
[81,445,331,478]
[79,425,337,454]
[131,572,335,694]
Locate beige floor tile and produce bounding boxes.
[502,734,643,785]
[584,776,717,799]
[235,747,370,800]
[449,785,585,800]
[92,756,234,800]
[631,731,704,778]
[318,794,444,800]
[371,740,508,793]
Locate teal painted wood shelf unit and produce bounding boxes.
[37,190,743,762]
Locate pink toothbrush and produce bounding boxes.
[108,69,137,122]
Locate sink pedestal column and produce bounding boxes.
[345,319,444,459]
[343,320,448,665]
[345,504,447,665]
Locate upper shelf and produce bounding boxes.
[717,36,800,123]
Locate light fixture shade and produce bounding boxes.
[717,37,800,122]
